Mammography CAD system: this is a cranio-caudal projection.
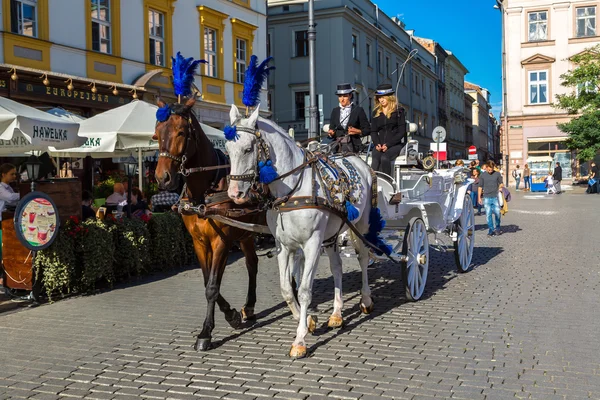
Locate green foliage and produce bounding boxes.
[33,230,77,302]
[555,45,600,161]
[147,213,188,270]
[93,170,126,199]
[106,218,151,279]
[79,219,115,291]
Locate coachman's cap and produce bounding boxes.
[375,83,394,96]
[335,83,356,95]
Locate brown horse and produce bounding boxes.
[154,96,264,351]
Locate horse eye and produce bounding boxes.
[244,147,253,154]
[177,131,185,137]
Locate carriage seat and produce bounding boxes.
[395,140,421,167]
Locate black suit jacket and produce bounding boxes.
[329,104,370,152]
[553,166,563,181]
[370,108,406,148]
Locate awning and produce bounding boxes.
[527,137,566,143]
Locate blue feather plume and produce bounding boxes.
[171,52,206,97]
[345,201,359,222]
[242,56,275,108]
[258,160,278,184]
[365,207,392,256]
[156,106,171,122]
[224,125,238,141]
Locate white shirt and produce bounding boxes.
[339,103,353,129]
[0,182,20,221]
[106,192,127,205]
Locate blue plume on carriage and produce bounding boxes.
[345,201,359,222]
[156,105,171,122]
[171,52,206,97]
[224,125,239,141]
[365,207,392,256]
[258,160,278,184]
[242,56,275,108]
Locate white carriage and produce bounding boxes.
[371,140,475,301]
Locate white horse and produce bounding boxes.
[226,104,386,358]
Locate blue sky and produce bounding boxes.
[376,0,502,118]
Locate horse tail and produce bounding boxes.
[365,170,392,256]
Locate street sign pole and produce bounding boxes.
[431,126,446,170]
[437,141,440,170]
[307,0,318,139]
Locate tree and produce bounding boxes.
[555,45,600,161]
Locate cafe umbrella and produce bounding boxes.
[0,96,83,155]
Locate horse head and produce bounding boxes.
[225,104,262,204]
[154,96,198,191]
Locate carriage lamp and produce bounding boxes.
[123,155,138,218]
[25,155,42,192]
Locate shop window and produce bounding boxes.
[576,6,596,37]
[294,91,309,120]
[235,38,247,83]
[528,11,547,41]
[294,30,308,57]
[529,70,548,104]
[91,0,111,53]
[204,27,218,77]
[148,9,165,66]
[10,0,37,37]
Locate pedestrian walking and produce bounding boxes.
[523,163,531,191]
[546,172,557,194]
[478,160,503,237]
[512,165,522,191]
[553,162,563,194]
[468,168,483,215]
[327,83,370,153]
[588,161,599,194]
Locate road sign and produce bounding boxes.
[468,145,477,155]
[430,142,447,161]
[468,154,477,160]
[432,126,446,143]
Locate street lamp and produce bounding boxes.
[123,155,137,218]
[25,155,42,192]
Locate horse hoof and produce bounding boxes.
[327,315,343,329]
[195,337,212,351]
[360,302,374,314]
[289,344,308,359]
[307,315,318,334]
[226,309,243,329]
[241,307,256,322]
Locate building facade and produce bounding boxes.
[0,0,267,126]
[445,51,469,159]
[500,0,599,183]
[267,0,438,151]
[465,82,492,161]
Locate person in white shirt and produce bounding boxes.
[105,182,127,206]
[546,172,556,194]
[0,163,20,222]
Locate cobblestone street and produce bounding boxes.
[1,190,599,399]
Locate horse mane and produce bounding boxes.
[169,101,212,148]
[257,116,298,146]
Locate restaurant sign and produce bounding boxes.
[17,81,131,106]
[14,192,60,251]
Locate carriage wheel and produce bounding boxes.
[454,195,475,273]
[401,217,429,301]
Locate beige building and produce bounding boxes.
[445,51,469,159]
[499,0,599,183]
[465,82,492,160]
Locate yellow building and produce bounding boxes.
[0,0,267,126]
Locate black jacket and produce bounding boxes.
[329,104,370,151]
[553,165,563,181]
[370,108,406,148]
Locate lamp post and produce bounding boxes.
[25,155,42,192]
[307,0,318,138]
[123,155,137,218]
[495,0,509,185]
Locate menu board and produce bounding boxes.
[14,192,60,251]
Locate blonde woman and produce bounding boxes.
[370,83,406,176]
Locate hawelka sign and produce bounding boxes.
[14,192,60,251]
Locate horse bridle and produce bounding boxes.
[227,125,268,185]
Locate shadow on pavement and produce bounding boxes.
[475,223,522,234]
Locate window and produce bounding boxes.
[377,50,382,74]
[424,114,428,136]
[429,82,433,101]
[10,0,37,37]
[366,43,371,67]
[529,70,548,104]
[402,63,406,86]
[295,91,310,120]
[91,0,111,53]
[267,33,271,58]
[395,62,400,82]
[386,56,390,76]
[295,30,308,57]
[352,34,358,60]
[415,74,419,94]
[576,6,596,37]
[576,81,597,97]
[236,38,247,83]
[528,11,547,41]
[422,79,425,98]
[204,27,218,77]
[148,10,165,66]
